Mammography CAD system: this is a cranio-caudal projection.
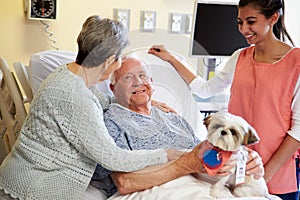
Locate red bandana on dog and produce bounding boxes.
[200,140,233,176]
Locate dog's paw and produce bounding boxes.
[210,186,234,199]
[233,185,256,197]
[233,179,268,197]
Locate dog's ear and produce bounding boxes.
[242,125,260,145]
[203,115,212,129]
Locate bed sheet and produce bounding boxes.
[84,185,107,200]
[107,175,280,200]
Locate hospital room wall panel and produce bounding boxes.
[0,0,299,72]
[0,0,196,70]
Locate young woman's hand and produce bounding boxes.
[148,45,174,62]
[245,148,264,179]
[151,100,177,113]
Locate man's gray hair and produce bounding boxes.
[110,53,151,85]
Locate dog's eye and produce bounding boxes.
[230,129,236,135]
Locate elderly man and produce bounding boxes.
[104,55,200,151]
[90,55,263,198]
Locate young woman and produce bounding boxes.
[149,0,300,199]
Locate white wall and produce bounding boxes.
[0,0,299,70]
[285,1,300,46]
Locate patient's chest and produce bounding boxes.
[104,105,200,150]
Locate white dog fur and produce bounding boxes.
[197,111,270,199]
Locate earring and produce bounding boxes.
[107,57,115,66]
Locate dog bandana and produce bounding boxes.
[200,140,233,176]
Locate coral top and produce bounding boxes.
[228,46,300,194]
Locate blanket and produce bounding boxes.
[108,175,280,200]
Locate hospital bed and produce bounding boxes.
[28,48,207,140]
[28,49,276,200]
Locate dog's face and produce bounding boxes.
[203,112,259,151]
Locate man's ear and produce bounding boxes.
[109,83,115,92]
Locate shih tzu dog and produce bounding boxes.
[197,111,270,199]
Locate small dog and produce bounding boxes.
[197,111,269,199]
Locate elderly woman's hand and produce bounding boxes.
[173,142,207,174]
[165,149,186,161]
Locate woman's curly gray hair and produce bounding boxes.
[76,15,129,68]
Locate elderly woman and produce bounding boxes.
[0,16,186,200]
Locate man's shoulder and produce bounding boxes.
[104,104,130,122]
[104,104,117,118]
[152,106,181,118]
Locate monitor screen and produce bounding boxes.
[190,1,249,58]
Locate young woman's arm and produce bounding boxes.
[148,45,196,84]
[148,45,242,99]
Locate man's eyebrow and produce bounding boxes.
[138,69,147,73]
[123,72,133,76]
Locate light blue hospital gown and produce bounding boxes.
[91,103,200,196]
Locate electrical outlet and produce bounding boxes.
[169,13,185,33]
[185,14,193,34]
[113,9,130,30]
[140,11,156,32]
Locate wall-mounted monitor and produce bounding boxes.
[190,0,249,59]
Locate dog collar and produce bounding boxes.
[200,140,233,176]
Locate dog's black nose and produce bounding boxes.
[221,130,227,135]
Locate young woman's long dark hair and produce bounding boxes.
[238,0,294,46]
